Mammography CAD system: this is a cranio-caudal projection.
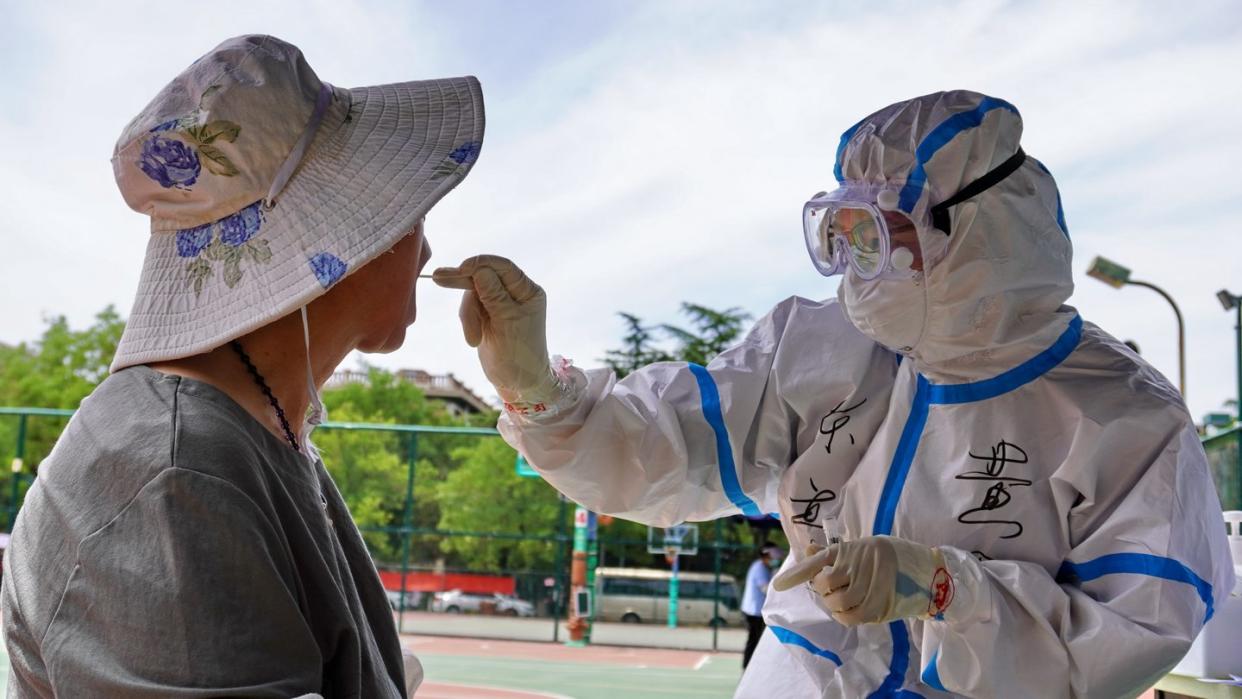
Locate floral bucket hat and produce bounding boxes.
[109,34,484,371]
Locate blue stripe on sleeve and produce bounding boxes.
[920,649,948,692]
[769,625,843,666]
[1056,552,1216,622]
[688,363,763,518]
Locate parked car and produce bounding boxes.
[384,589,424,611]
[431,589,535,616]
[493,593,535,617]
[593,567,744,627]
[430,589,490,614]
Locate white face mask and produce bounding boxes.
[839,271,928,354]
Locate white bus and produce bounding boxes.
[594,567,745,627]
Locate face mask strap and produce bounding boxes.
[929,147,1026,235]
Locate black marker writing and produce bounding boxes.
[955,440,1030,539]
[819,397,867,455]
[790,477,836,529]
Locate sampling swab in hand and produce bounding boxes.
[772,516,841,592]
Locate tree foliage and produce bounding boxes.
[602,313,672,378]
[660,303,752,367]
[603,304,752,374]
[437,438,566,570]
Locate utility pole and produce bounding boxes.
[566,506,595,645]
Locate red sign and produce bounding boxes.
[378,570,515,595]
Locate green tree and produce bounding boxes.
[436,437,565,570]
[0,306,125,411]
[659,303,752,367]
[318,366,498,563]
[602,313,672,378]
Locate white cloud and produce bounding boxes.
[2,0,1241,421]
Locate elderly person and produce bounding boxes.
[1,35,483,698]
[436,90,1234,697]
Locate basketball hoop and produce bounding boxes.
[647,523,699,558]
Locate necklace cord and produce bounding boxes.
[230,341,300,452]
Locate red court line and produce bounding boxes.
[403,634,727,669]
[417,681,567,699]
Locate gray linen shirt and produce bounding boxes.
[1,366,405,698]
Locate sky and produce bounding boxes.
[1,0,1241,421]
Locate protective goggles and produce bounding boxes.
[804,147,1028,280]
[802,183,926,280]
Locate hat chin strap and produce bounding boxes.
[264,82,338,209]
[300,305,326,464]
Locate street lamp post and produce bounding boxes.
[1087,256,1186,399]
[1217,290,1242,423]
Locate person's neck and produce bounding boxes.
[148,306,351,448]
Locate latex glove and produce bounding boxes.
[433,256,564,412]
[772,535,955,626]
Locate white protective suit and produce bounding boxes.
[499,91,1235,698]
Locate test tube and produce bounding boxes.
[822,515,842,547]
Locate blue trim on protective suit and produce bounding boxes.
[769,625,843,666]
[867,314,1080,698]
[689,364,763,518]
[921,650,948,692]
[834,117,868,183]
[872,379,931,538]
[897,97,1021,214]
[1056,553,1215,623]
[924,316,1083,405]
[1033,160,1069,238]
[867,379,930,698]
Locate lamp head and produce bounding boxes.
[1087,256,1131,289]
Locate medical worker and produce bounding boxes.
[435,90,1235,698]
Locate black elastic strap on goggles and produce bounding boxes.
[930,147,1027,235]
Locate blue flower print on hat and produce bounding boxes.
[448,141,482,165]
[138,84,242,190]
[309,253,348,288]
[140,135,201,189]
[176,201,273,296]
[431,141,483,179]
[219,202,263,246]
[176,224,213,258]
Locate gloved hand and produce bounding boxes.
[433,255,564,412]
[772,536,956,626]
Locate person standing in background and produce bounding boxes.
[741,543,782,668]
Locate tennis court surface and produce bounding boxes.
[410,635,742,698]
